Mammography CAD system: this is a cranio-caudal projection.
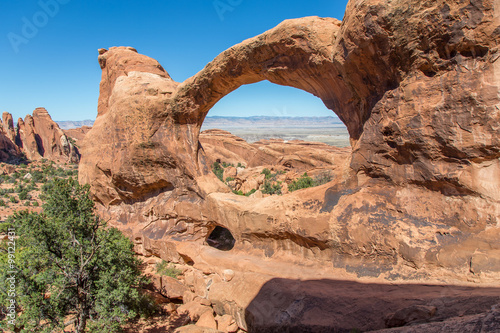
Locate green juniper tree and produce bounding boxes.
[0,178,153,332]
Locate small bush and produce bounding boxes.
[261,168,271,178]
[0,222,12,233]
[14,184,24,193]
[18,190,31,201]
[314,171,333,186]
[232,190,244,196]
[225,177,234,182]
[32,201,39,207]
[237,162,245,168]
[0,200,6,207]
[245,189,257,197]
[31,170,44,183]
[9,196,18,204]
[212,162,224,182]
[156,260,182,279]
[288,173,316,192]
[261,180,282,195]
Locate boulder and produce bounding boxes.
[196,311,218,329]
[160,275,187,300]
[216,314,238,333]
[177,301,213,322]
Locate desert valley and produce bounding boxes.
[1,0,500,332]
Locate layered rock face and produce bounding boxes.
[0,108,80,164]
[79,0,500,331]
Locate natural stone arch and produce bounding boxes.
[79,0,500,283]
[81,0,499,206]
[167,15,400,145]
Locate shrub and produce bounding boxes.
[31,170,44,183]
[232,190,244,196]
[18,190,31,201]
[261,180,282,195]
[0,200,6,207]
[32,200,39,207]
[14,184,24,193]
[212,162,224,182]
[245,189,257,197]
[8,196,18,204]
[314,171,333,186]
[288,173,316,192]
[261,168,271,178]
[156,260,182,279]
[0,178,153,332]
[225,177,235,182]
[237,162,245,168]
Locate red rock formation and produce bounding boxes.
[79,0,500,329]
[64,125,92,143]
[29,107,79,163]
[16,116,42,160]
[2,112,17,143]
[0,108,80,163]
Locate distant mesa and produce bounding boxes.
[0,108,80,164]
[56,119,95,130]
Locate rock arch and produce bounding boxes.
[80,0,500,280]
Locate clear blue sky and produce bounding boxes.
[0,0,349,121]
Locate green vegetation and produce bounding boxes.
[18,190,30,201]
[288,172,333,192]
[0,178,154,332]
[262,180,282,195]
[259,168,284,195]
[211,161,224,182]
[156,260,182,279]
[245,189,257,197]
[261,168,284,180]
[67,136,79,148]
[262,168,272,178]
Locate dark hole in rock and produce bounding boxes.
[206,226,235,251]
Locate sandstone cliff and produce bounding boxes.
[0,108,80,164]
[79,0,500,331]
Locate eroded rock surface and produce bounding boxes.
[79,0,500,331]
[0,108,80,164]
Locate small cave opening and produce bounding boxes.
[206,226,236,251]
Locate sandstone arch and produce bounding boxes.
[80,0,500,282]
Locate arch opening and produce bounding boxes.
[198,82,353,198]
[200,81,350,147]
[206,226,236,251]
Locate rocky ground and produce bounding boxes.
[0,160,78,221]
